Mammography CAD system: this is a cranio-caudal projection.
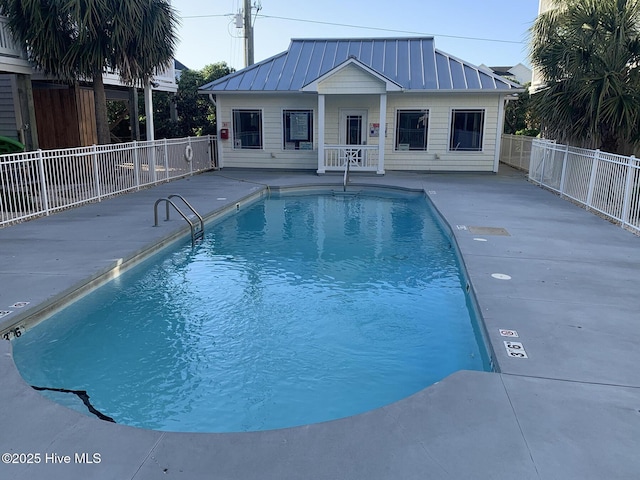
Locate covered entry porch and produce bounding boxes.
[301,57,402,175]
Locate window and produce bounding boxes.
[283,110,313,150]
[449,109,485,151]
[395,110,428,150]
[232,109,262,149]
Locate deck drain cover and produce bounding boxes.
[468,226,510,236]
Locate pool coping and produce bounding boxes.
[2,167,640,479]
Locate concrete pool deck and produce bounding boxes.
[1,166,639,479]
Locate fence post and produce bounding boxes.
[621,155,636,228]
[585,149,600,210]
[36,149,50,216]
[558,144,569,196]
[150,141,157,184]
[163,138,169,181]
[518,136,524,170]
[527,140,536,182]
[133,140,140,190]
[539,142,548,186]
[210,135,217,169]
[188,137,193,176]
[92,144,101,201]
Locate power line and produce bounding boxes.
[181,14,231,18]
[180,12,525,45]
[257,14,525,45]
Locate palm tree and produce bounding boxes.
[530,0,640,154]
[0,0,179,145]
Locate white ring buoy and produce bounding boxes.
[184,145,193,162]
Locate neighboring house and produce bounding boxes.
[0,14,177,151]
[200,37,522,174]
[479,64,532,86]
[174,59,189,81]
[0,15,37,150]
[531,0,555,92]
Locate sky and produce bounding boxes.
[170,0,541,73]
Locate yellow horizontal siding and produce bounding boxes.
[217,92,503,172]
[318,65,386,95]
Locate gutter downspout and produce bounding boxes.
[493,94,507,173]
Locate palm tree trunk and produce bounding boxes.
[92,73,111,144]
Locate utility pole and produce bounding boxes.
[243,0,254,67]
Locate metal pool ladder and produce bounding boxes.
[154,194,204,245]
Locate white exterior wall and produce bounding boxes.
[384,93,499,172]
[318,64,386,95]
[217,94,318,169]
[217,92,502,172]
[531,0,556,92]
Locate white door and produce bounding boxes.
[340,109,368,146]
[340,109,367,164]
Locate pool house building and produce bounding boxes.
[200,37,523,174]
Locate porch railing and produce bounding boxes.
[0,16,26,58]
[323,145,379,171]
[0,136,216,227]
[529,139,640,235]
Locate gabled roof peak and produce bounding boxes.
[301,55,403,92]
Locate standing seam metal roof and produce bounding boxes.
[200,37,521,93]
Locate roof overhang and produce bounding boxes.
[301,56,403,93]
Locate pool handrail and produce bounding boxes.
[343,157,351,192]
[153,195,204,245]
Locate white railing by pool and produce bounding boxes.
[529,139,640,234]
[0,136,216,227]
[323,145,379,172]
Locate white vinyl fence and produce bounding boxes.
[528,139,640,234]
[499,134,537,171]
[0,136,216,227]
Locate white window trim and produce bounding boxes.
[281,108,315,151]
[447,108,486,153]
[232,108,264,150]
[394,108,430,152]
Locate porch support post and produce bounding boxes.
[377,93,387,174]
[317,94,325,174]
[144,82,155,142]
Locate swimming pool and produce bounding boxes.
[12,190,491,433]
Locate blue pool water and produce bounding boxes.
[13,192,490,433]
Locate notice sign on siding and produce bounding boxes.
[290,112,309,140]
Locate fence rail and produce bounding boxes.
[528,139,640,234]
[499,134,556,172]
[323,145,380,171]
[0,136,216,227]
